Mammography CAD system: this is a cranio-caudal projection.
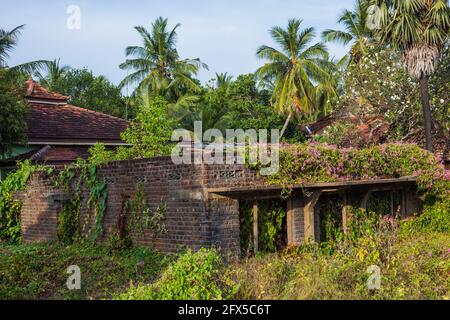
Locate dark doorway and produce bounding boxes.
[239,198,287,257]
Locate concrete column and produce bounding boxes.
[286,193,305,245]
[303,191,321,243]
[252,200,258,254]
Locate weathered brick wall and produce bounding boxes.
[18,156,423,255]
[20,173,62,243]
[19,157,264,255]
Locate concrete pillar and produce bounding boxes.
[303,191,321,243]
[252,200,258,254]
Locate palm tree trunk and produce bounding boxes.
[280,112,292,138]
[419,75,433,152]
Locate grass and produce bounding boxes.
[1,231,449,300]
[225,232,450,300]
[0,241,171,300]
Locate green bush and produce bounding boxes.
[0,161,45,243]
[401,198,450,235]
[0,242,169,299]
[116,248,229,300]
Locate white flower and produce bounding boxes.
[440,99,445,104]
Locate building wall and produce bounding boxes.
[19,157,265,256]
[18,157,423,255]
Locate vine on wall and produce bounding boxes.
[240,199,286,256]
[0,161,51,243]
[56,160,108,244]
[109,182,167,250]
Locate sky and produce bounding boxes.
[1,0,354,86]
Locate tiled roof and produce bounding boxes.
[32,146,91,164]
[25,78,69,101]
[25,79,130,145]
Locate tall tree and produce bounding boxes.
[322,0,375,64]
[49,68,129,119]
[0,69,28,158]
[0,25,48,74]
[119,17,208,99]
[374,0,450,151]
[214,72,233,89]
[256,18,333,137]
[35,58,71,91]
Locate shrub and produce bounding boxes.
[0,161,45,243]
[116,248,229,300]
[401,198,450,235]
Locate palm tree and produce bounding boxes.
[119,17,208,99]
[256,18,333,137]
[314,54,345,116]
[215,72,233,89]
[322,0,375,64]
[35,58,71,90]
[374,0,450,151]
[0,25,49,74]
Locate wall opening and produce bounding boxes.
[239,198,287,257]
[315,194,344,243]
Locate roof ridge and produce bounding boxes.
[65,104,130,123]
[25,78,70,101]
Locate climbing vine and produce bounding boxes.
[55,160,108,244]
[240,199,286,255]
[0,161,51,243]
[127,182,167,241]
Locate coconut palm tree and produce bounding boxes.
[0,25,49,74]
[373,0,450,151]
[256,18,333,137]
[322,0,375,64]
[314,54,346,117]
[35,58,71,90]
[215,72,233,89]
[119,17,208,99]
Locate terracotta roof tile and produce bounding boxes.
[24,80,130,144]
[27,103,130,144]
[25,78,69,101]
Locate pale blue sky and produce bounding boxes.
[2,0,354,85]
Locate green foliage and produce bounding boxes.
[48,68,131,119]
[56,160,108,243]
[226,230,450,300]
[317,195,344,246]
[127,183,167,242]
[240,200,286,255]
[116,248,228,300]
[178,74,302,141]
[267,142,448,197]
[119,16,207,98]
[0,69,28,157]
[0,161,45,243]
[315,122,364,148]
[401,198,450,235]
[0,242,169,299]
[120,95,175,158]
[87,143,117,166]
[322,0,374,64]
[430,46,450,130]
[90,95,176,163]
[256,18,337,126]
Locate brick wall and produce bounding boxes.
[19,157,265,256]
[20,172,62,243]
[18,156,423,255]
